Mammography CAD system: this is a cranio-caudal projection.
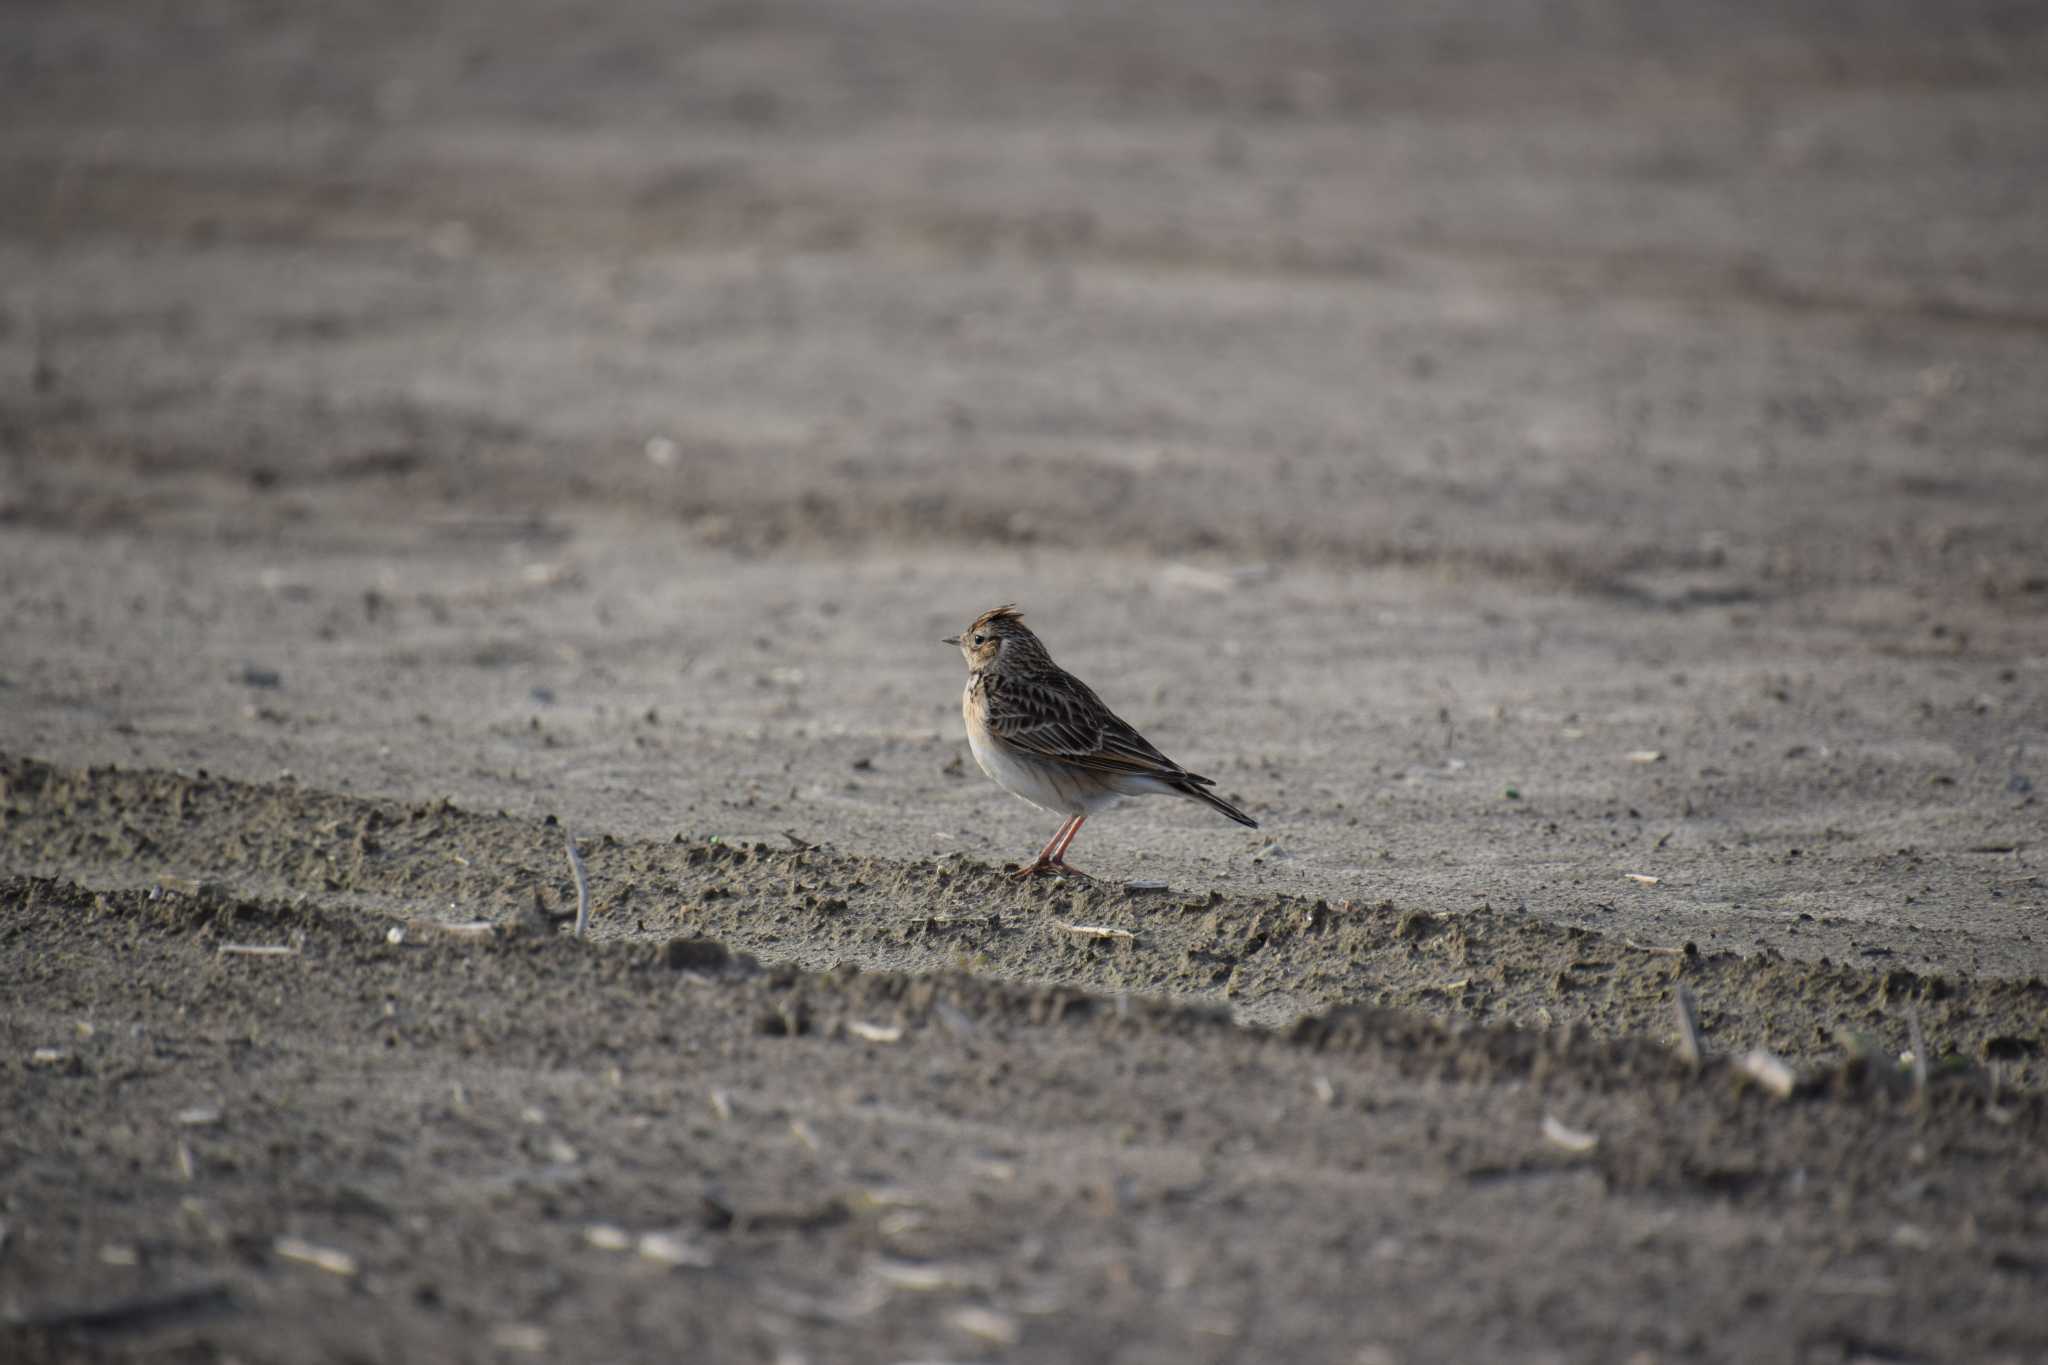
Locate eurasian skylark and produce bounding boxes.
[943,605,1257,878]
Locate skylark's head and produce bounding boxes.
[942,604,1041,671]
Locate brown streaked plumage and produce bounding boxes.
[942,604,1257,879]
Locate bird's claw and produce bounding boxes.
[1009,860,1093,881]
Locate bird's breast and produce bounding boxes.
[962,675,998,773]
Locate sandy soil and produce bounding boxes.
[4,2,2047,1361]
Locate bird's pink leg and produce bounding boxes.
[1042,816,1081,863]
[1011,816,1080,879]
[1032,818,1081,879]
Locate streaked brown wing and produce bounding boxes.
[984,671,1187,779]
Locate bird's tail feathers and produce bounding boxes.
[1177,778,1258,829]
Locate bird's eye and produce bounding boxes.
[971,634,985,646]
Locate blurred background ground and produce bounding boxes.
[3,2,2047,1361]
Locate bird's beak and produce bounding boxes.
[940,635,960,646]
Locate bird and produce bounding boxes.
[942,604,1257,879]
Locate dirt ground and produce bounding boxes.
[4,2,2047,1361]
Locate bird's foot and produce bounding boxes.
[1009,859,1092,881]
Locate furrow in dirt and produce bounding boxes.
[5,872,2047,1363]
[7,754,2042,1091]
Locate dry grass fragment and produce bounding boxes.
[400,919,497,941]
[490,1325,549,1353]
[636,1231,712,1267]
[274,1236,357,1277]
[1906,1006,1929,1107]
[873,1258,985,1291]
[1672,984,1704,1070]
[1541,1113,1599,1154]
[951,1306,1021,1345]
[565,829,591,937]
[1051,920,1135,941]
